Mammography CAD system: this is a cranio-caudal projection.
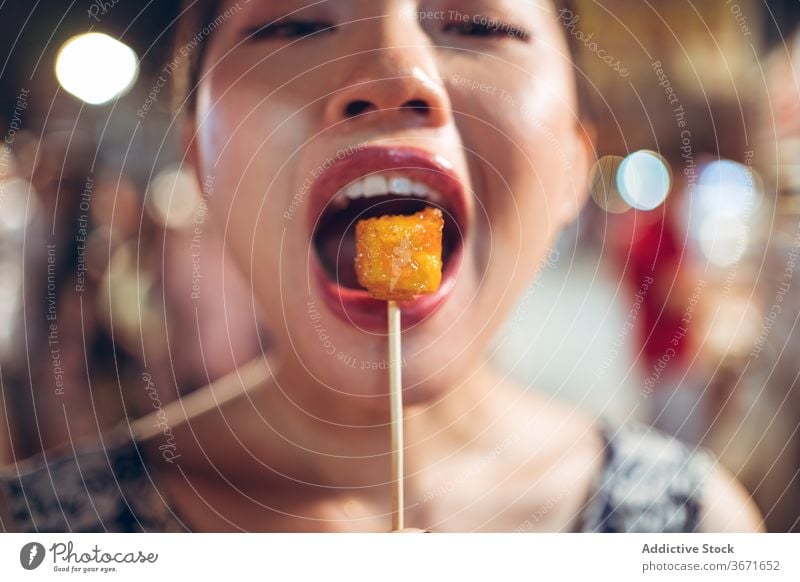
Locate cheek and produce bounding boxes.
[450,73,576,268]
[195,85,316,279]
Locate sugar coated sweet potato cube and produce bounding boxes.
[354,207,444,301]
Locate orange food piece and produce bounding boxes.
[355,207,444,301]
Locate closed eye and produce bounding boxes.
[443,19,530,42]
[246,20,337,40]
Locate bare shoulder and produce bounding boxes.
[698,465,766,532]
[504,388,766,533]
[503,391,606,531]
[506,389,606,472]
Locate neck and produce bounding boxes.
[150,358,561,532]
[263,357,500,487]
[160,355,506,492]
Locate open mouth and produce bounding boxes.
[314,174,460,288]
[308,147,468,329]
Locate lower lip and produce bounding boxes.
[312,244,463,332]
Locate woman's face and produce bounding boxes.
[191,0,589,405]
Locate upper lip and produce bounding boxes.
[306,145,469,239]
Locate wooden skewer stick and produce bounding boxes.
[122,356,269,443]
[387,300,404,531]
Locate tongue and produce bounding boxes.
[319,224,360,288]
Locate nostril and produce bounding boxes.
[401,99,430,115]
[344,100,375,118]
[340,98,432,119]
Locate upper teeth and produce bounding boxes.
[331,173,443,208]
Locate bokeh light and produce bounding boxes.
[686,159,763,267]
[616,150,672,211]
[589,155,631,214]
[0,177,38,232]
[699,214,749,267]
[145,164,202,229]
[55,33,138,105]
[697,159,762,218]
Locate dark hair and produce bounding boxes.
[172,0,584,115]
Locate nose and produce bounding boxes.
[323,55,452,130]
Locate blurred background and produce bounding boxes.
[0,0,798,531]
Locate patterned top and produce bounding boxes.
[579,423,714,532]
[0,423,714,533]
